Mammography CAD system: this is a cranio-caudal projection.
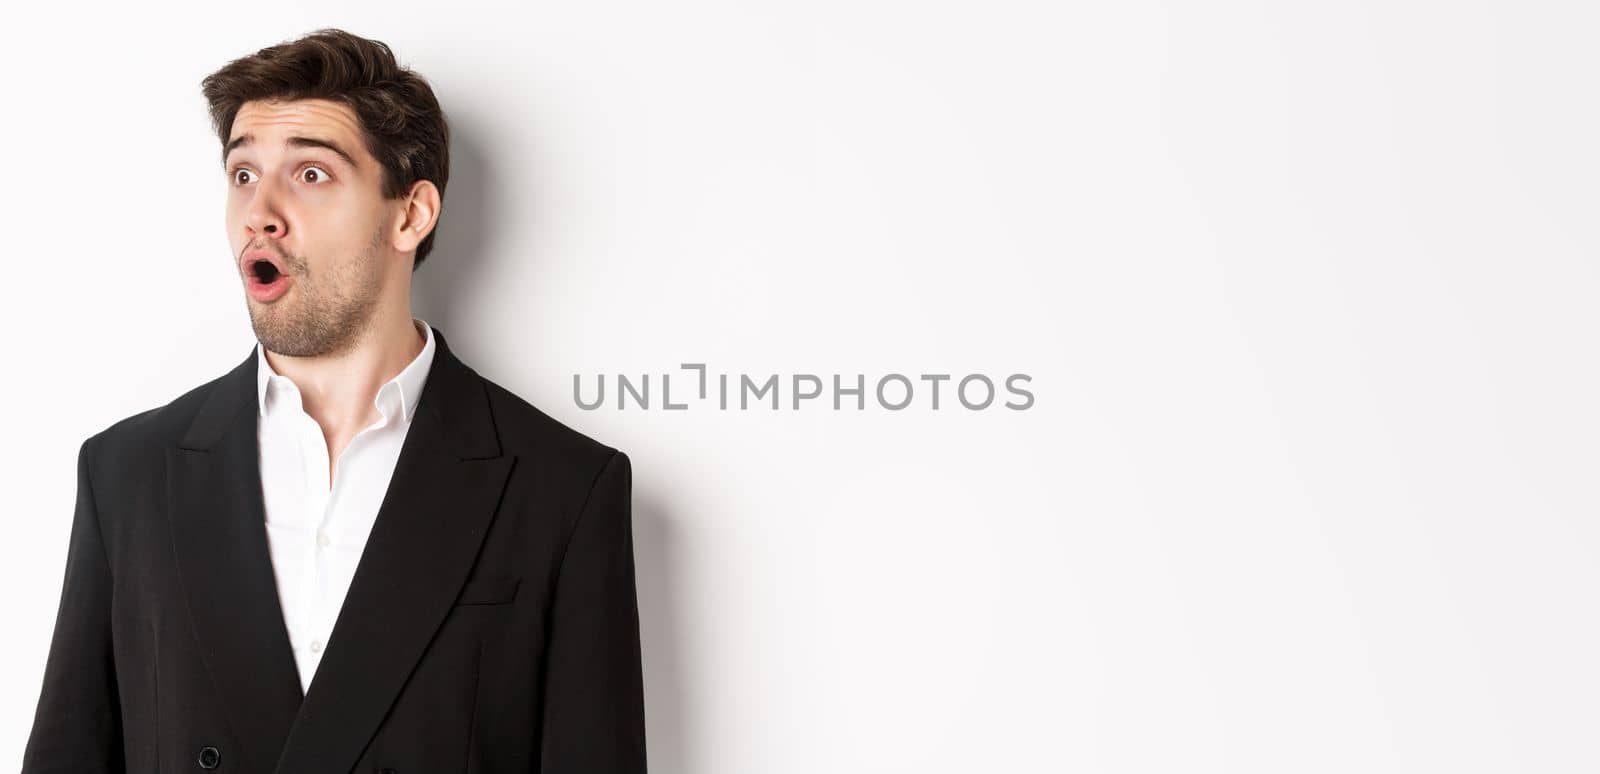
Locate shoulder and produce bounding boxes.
[476,373,629,488]
[80,370,231,473]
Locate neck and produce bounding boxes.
[262,310,426,436]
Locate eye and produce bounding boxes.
[232,168,257,186]
[300,166,332,184]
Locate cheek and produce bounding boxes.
[224,195,249,229]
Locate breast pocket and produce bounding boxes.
[454,576,521,606]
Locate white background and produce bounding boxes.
[3,2,1597,772]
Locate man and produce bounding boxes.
[21,28,647,773]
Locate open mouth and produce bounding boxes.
[245,253,293,301]
[249,259,282,284]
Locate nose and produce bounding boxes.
[244,178,287,240]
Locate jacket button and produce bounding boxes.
[197,745,221,769]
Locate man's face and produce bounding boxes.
[224,98,399,358]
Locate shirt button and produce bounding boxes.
[316,530,331,547]
[310,639,324,653]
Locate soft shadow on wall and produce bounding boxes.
[414,115,692,774]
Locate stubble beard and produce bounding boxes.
[248,227,388,359]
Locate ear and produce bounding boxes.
[391,179,442,254]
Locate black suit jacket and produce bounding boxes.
[22,325,647,773]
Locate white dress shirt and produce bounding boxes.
[256,317,436,695]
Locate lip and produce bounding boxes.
[242,248,293,303]
[242,248,288,276]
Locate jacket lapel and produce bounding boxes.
[168,326,516,774]
[169,344,303,774]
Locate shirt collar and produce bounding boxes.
[256,318,437,425]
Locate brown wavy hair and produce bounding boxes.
[200,28,450,269]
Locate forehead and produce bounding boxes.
[228,98,366,155]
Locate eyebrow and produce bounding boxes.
[223,133,360,170]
